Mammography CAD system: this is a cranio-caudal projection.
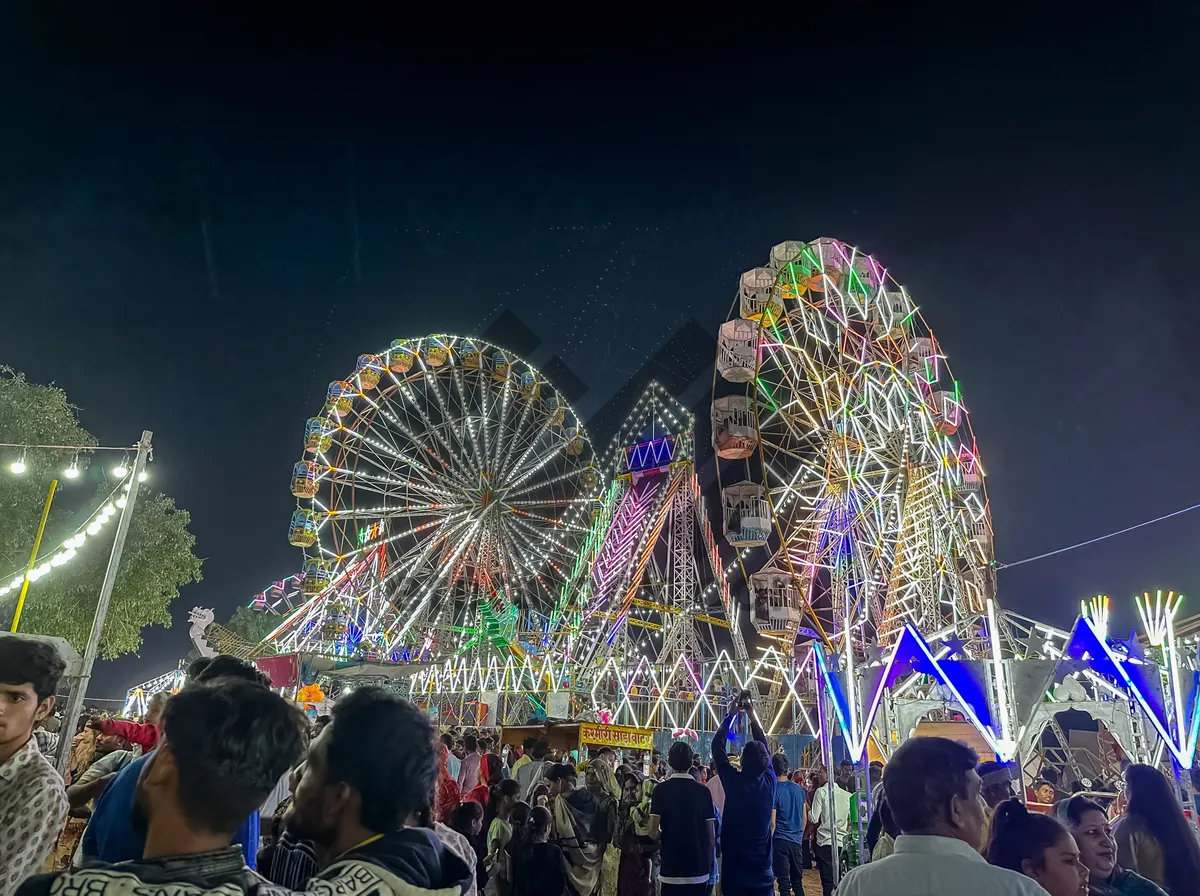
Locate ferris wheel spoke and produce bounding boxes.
[424,367,489,479]
[333,428,447,493]
[488,376,519,475]
[384,514,488,649]
[495,391,538,480]
[390,384,480,491]
[450,366,489,476]
[375,384,475,491]
[504,466,584,501]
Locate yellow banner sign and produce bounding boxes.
[579,723,654,751]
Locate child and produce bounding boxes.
[451,800,486,893]
[485,780,521,896]
[511,806,569,896]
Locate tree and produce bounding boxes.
[223,603,279,645]
[0,368,203,658]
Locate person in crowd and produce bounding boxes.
[442,732,462,781]
[512,805,570,896]
[512,736,536,776]
[530,782,551,809]
[451,800,487,892]
[1112,764,1200,896]
[515,738,550,801]
[649,741,715,896]
[435,740,463,823]
[80,655,270,868]
[42,730,133,871]
[707,749,727,814]
[867,760,885,807]
[1055,796,1166,896]
[466,754,506,809]
[18,677,304,896]
[547,762,607,896]
[711,692,774,896]
[32,714,60,758]
[258,760,319,889]
[585,760,621,896]
[504,801,531,865]
[837,736,1050,896]
[594,747,616,768]
[986,799,1089,896]
[286,686,473,896]
[616,769,655,896]
[978,760,1018,850]
[0,637,68,895]
[809,764,852,896]
[801,769,820,870]
[836,759,858,794]
[93,692,168,752]
[771,752,806,896]
[429,803,478,896]
[867,797,900,862]
[651,750,665,780]
[460,733,484,794]
[484,779,521,896]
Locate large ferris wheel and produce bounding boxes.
[283,335,600,660]
[713,238,995,653]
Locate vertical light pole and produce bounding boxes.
[10,478,58,632]
[56,431,152,774]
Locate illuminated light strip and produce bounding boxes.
[0,479,131,597]
[1067,615,1195,768]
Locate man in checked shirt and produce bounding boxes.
[0,636,68,896]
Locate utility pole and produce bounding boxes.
[56,431,152,774]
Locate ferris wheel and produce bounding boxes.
[286,335,600,660]
[712,238,995,652]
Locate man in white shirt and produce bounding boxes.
[808,767,853,896]
[837,736,1051,896]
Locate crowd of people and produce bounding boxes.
[2,636,1200,896]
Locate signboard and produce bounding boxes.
[579,723,654,751]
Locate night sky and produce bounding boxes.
[3,8,1200,696]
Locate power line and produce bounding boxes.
[997,501,1200,570]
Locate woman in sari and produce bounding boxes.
[584,762,621,896]
[436,743,463,823]
[548,763,609,896]
[615,770,655,896]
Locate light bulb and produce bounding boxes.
[113,464,128,478]
[116,496,127,509]
[86,522,101,536]
[64,463,79,479]
[10,459,25,475]
[138,470,148,482]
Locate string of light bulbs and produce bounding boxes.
[0,475,133,598]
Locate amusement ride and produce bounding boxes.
[174,238,1200,810]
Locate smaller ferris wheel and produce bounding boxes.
[285,335,601,660]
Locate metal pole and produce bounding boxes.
[11,478,58,631]
[818,681,840,889]
[56,432,151,774]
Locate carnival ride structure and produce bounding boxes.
[171,241,1200,802]
[274,335,600,663]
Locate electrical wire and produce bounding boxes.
[996,501,1200,570]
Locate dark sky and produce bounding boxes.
[3,7,1200,696]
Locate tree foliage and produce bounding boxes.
[223,603,279,644]
[0,368,203,658]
